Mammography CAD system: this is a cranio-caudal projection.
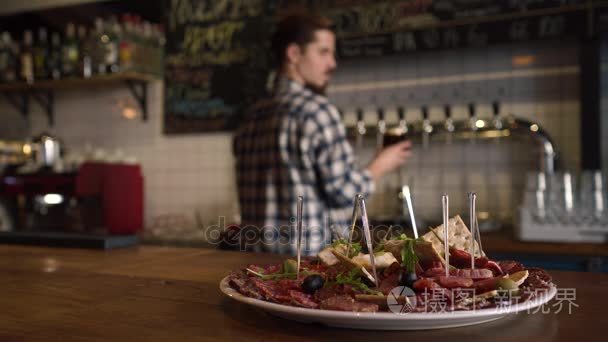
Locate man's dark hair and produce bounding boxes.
[270,10,333,69]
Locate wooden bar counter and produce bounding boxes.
[1,244,606,341]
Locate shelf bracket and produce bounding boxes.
[3,92,29,118]
[30,90,55,126]
[125,80,148,121]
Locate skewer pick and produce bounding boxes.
[296,196,303,280]
[402,185,418,239]
[442,194,450,277]
[358,194,379,286]
[468,192,477,269]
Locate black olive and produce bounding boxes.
[301,274,324,294]
[398,271,418,288]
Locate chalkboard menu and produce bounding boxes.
[163,0,596,134]
[323,0,590,59]
[164,0,276,134]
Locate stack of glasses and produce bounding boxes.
[517,170,608,243]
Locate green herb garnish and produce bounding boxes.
[329,268,382,295]
[400,238,419,273]
[331,239,362,258]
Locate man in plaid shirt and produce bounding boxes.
[234,11,411,255]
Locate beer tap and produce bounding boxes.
[443,104,455,133]
[492,101,503,130]
[397,106,408,134]
[376,107,386,151]
[356,108,366,154]
[468,103,478,132]
[422,106,432,149]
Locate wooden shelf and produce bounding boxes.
[0,72,158,91]
[0,72,160,125]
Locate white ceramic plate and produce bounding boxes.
[219,276,557,330]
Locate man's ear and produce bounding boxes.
[285,43,301,64]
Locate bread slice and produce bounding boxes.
[422,215,482,257]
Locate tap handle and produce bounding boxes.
[444,104,451,118]
[377,107,385,121]
[397,106,405,120]
[422,106,429,120]
[492,101,500,117]
[356,108,364,122]
[468,103,476,118]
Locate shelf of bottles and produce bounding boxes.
[0,14,165,124]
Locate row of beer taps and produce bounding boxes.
[342,101,558,173]
[345,101,506,148]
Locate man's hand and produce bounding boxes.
[367,140,412,181]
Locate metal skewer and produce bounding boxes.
[296,196,303,280]
[442,194,450,277]
[345,196,359,258]
[358,194,379,286]
[402,185,418,239]
[468,192,477,269]
[474,214,484,257]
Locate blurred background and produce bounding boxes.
[0,0,606,271]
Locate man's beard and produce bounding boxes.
[305,82,328,96]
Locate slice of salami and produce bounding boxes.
[438,276,474,288]
[289,290,319,309]
[320,295,379,312]
[498,260,524,274]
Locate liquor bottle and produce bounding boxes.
[78,25,92,78]
[33,27,49,80]
[61,23,80,77]
[47,32,62,80]
[105,18,120,73]
[0,31,18,82]
[92,18,105,75]
[96,17,120,74]
[132,15,143,74]
[20,30,34,84]
[142,21,152,74]
[153,24,166,77]
[119,14,134,73]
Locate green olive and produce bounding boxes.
[496,278,518,291]
[283,259,298,274]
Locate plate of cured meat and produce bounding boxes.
[221,215,557,330]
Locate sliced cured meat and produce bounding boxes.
[423,267,446,277]
[485,261,504,276]
[383,261,401,277]
[320,295,379,312]
[498,260,524,274]
[228,272,264,300]
[523,268,553,289]
[437,276,473,288]
[378,272,400,295]
[250,278,292,303]
[448,247,474,268]
[475,256,489,268]
[473,277,502,293]
[425,268,493,279]
[412,278,438,292]
[289,290,319,309]
[451,268,494,280]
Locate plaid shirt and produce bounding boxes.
[234,78,375,255]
